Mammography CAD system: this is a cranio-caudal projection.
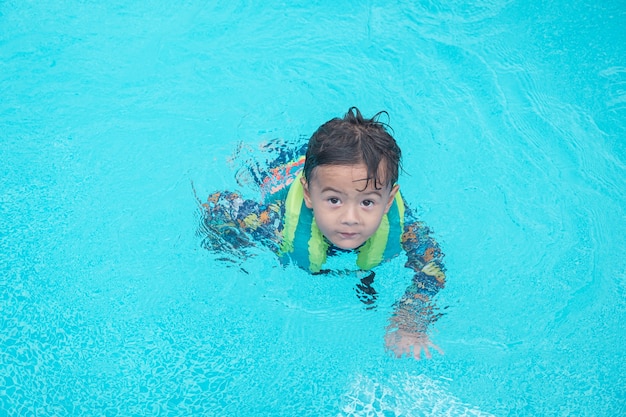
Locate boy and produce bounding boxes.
[199,107,445,359]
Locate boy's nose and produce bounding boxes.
[340,205,360,225]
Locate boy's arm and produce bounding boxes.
[385,220,446,358]
[198,191,284,257]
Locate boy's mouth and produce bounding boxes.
[338,232,358,239]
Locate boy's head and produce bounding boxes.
[303,107,402,190]
[300,108,402,250]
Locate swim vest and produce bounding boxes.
[279,172,405,272]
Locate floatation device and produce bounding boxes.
[279,172,405,272]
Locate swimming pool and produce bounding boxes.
[1,0,625,415]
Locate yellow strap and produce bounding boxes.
[308,220,327,273]
[280,172,304,254]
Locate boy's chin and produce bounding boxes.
[329,238,366,251]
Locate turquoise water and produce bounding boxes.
[2,0,625,415]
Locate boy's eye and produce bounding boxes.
[362,200,374,207]
[328,197,340,205]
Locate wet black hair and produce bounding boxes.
[303,107,402,190]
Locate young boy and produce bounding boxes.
[199,107,446,359]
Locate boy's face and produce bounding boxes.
[301,163,399,250]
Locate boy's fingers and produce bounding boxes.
[423,347,432,360]
[430,342,444,355]
[413,347,422,360]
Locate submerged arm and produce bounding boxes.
[198,191,284,258]
[385,220,447,359]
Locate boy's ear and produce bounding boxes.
[301,176,313,209]
[384,184,400,214]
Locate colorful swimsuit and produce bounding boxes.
[199,153,445,299]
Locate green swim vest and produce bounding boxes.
[279,172,405,272]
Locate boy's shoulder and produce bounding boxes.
[260,155,305,202]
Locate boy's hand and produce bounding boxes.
[384,328,443,360]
